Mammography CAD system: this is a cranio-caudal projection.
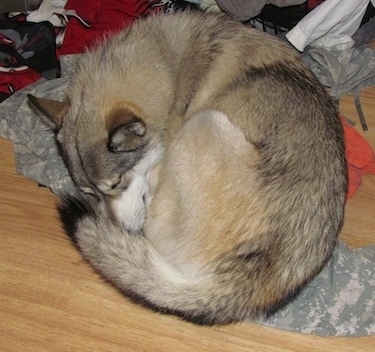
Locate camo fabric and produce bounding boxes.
[0,53,374,337]
[262,242,375,336]
[0,54,77,196]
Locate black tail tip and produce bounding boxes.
[57,195,94,243]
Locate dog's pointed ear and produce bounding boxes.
[28,94,70,131]
[107,109,146,153]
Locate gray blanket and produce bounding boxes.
[0,54,374,337]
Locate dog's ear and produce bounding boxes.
[107,108,146,153]
[28,94,70,131]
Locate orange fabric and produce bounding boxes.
[342,116,375,199]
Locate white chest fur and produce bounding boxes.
[110,143,164,234]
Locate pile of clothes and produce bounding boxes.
[0,0,196,102]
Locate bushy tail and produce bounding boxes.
[58,195,331,325]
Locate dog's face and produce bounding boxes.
[28,94,149,198]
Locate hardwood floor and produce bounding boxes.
[1,88,375,351]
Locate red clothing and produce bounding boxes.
[0,68,41,100]
[58,0,152,55]
[0,0,152,100]
[308,0,325,10]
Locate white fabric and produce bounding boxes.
[286,0,372,52]
[25,0,90,29]
[26,0,68,26]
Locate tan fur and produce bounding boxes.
[30,11,347,325]
[146,111,265,270]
